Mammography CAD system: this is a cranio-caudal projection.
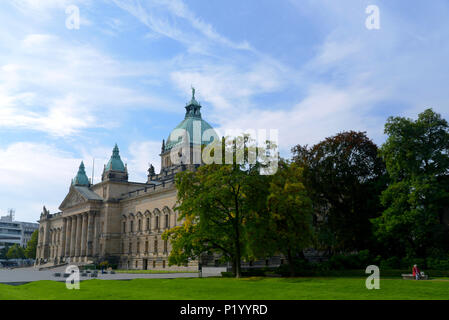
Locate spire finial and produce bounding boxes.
[192,86,195,100]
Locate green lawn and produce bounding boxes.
[1,277,448,300]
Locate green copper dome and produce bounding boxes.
[164,88,219,152]
[72,161,90,186]
[105,144,126,171]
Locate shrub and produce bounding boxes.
[426,257,449,270]
[221,272,234,278]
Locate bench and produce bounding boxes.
[402,273,428,280]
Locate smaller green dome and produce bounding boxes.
[72,161,89,186]
[105,144,126,172]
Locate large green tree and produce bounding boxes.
[249,160,314,276]
[163,136,271,278]
[25,230,39,259]
[292,131,386,253]
[373,109,449,258]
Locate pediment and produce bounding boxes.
[59,187,88,211]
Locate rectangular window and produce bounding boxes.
[165,215,169,229]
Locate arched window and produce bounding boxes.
[123,222,126,233]
[154,239,158,253]
[146,217,150,231]
[155,216,159,230]
[138,219,142,232]
[130,220,134,233]
[165,215,169,229]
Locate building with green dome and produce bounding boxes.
[35,90,225,270]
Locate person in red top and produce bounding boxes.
[412,264,421,280]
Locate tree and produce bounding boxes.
[25,230,39,259]
[251,160,314,276]
[292,131,386,253]
[0,245,10,260]
[373,109,449,258]
[163,136,271,278]
[6,244,25,260]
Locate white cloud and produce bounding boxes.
[127,140,162,182]
[111,0,252,54]
[0,31,175,136]
[0,142,81,221]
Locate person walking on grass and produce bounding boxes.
[412,264,421,280]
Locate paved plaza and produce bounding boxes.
[0,267,199,285]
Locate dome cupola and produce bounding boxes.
[72,161,90,186]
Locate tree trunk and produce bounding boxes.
[287,248,295,277]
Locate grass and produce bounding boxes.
[1,277,449,300]
[115,269,197,274]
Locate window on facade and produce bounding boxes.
[129,242,132,254]
[165,215,169,229]
[164,240,168,253]
[162,260,166,268]
[153,260,156,268]
[145,240,149,253]
[146,218,150,231]
[154,240,158,253]
[155,216,159,229]
[137,241,140,253]
[130,221,133,233]
[138,219,142,232]
[123,222,126,233]
[135,261,138,268]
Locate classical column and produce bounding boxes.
[87,212,95,257]
[70,216,77,257]
[65,217,72,258]
[93,214,100,256]
[80,213,88,257]
[60,219,67,258]
[75,214,82,257]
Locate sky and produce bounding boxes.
[1,0,449,222]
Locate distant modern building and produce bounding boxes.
[0,214,39,250]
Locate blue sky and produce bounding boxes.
[1,0,449,222]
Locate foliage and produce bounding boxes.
[6,244,25,260]
[249,160,314,276]
[25,230,38,259]
[292,131,386,253]
[373,109,449,258]
[164,135,271,278]
[0,245,10,260]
